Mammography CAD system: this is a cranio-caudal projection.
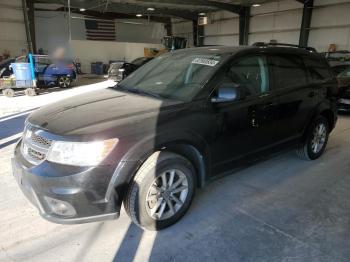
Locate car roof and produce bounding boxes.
[172,45,317,56]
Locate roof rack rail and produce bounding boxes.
[252,42,317,53]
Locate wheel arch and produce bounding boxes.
[105,132,210,202]
[303,101,337,139]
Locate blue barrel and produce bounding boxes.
[11,63,33,87]
[11,63,32,80]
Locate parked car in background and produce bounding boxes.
[13,44,338,231]
[108,57,154,82]
[324,51,350,67]
[332,65,350,111]
[0,58,15,78]
[16,55,77,88]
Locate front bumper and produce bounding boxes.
[12,142,121,224]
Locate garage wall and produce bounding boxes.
[204,11,239,46]
[71,40,162,73]
[0,0,27,57]
[115,19,166,44]
[309,0,350,51]
[249,0,302,45]
[172,19,194,47]
[35,12,85,55]
[35,12,166,54]
[170,0,350,52]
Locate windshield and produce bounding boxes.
[117,52,222,101]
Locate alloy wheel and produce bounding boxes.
[145,169,189,220]
[58,76,70,88]
[311,123,327,154]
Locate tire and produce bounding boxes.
[296,116,329,160]
[57,75,71,88]
[3,88,15,97]
[24,88,36,96]
[124,151,196,231]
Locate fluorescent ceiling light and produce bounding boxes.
[79,8,86,11]
[136,14,143,17]
[252,4,261,7]
[147,7,155,11]
[198,12,206,16]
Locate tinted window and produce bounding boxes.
[38,57,51,65]
[304,56,332,81]
[227,56,269,96]
[270,55,308,89]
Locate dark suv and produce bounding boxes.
[12,44,338,230]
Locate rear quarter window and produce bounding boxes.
[269,55,308,89]
[303,55,333,81]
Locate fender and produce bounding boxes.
[104,129,210,201]
[303,99,337,137]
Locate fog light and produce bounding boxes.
[44,196,77,217]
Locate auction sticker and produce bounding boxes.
[192,58,219,67]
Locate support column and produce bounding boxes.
[299,0,314,47]
[193,20,204,47]
[26,0,36,53]
[239,6,250,46]
[22,0,33,53]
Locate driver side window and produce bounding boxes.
[227,56,269,97]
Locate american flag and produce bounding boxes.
[85,18,116,41]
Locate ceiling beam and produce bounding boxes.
[123,0,241,13]
[35,0,199,20]
[36,6,172,24]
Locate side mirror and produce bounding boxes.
[211,83,242,103]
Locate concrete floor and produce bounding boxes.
[1,81,350,262]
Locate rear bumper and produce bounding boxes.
[12,142,122,224]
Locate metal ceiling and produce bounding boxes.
[34,0,303,21]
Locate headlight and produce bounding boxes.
[47,138,118,166]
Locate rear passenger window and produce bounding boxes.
[304,56,332,81]
[227,56,269,96]
[270,55,308,89]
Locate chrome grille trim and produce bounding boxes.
[21,123,53,165]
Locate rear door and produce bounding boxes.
[269,53,317,141]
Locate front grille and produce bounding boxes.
[31,132,52,148]
[27,147,46,161]
[21,124,53,165]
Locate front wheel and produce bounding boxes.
[57,75,71,88]
[124,151,196,231]
[297,116,329,160]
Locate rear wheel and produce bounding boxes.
[57,75,71,88]
[124,151,196,230]
[297,116,329,160]
[3,88,15,97]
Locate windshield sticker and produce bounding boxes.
[192,58,219,67]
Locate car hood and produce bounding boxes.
[27,88,184,137]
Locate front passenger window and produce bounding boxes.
[227,56,269,96]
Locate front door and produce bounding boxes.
[208,55,279,175]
